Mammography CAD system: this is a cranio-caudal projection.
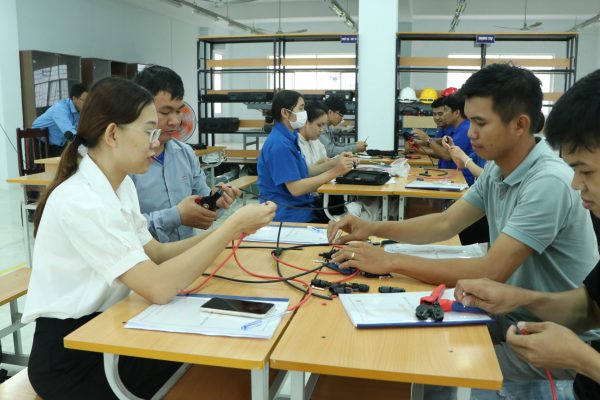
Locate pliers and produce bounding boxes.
[415,284,446,322]
[415,284,485,322]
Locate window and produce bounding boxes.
[447,54,553,94]
[213,53,223,114]
[268,54,356,91]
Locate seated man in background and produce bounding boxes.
[32,83,87,156]
[454,69,600,400]
[319,96,367,156]
[131,65,240,242]
[410,96,448,156]
[328,64,599,384]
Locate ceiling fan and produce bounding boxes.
[199,0,256,8]
[497,0,542,31]
[256,0,307,34]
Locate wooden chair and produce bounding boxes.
[16,128,49,176]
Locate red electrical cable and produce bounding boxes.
[178,237,243,295]
[230,241,314,311]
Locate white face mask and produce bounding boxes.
[289,110,308,129]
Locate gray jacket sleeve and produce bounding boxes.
[318,126,357,157]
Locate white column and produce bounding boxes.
[357,0,398,150]
[0,0,23,190]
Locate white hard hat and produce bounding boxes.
[399,87,417,103]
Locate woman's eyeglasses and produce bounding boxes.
[147,129,161,143]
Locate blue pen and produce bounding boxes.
[240,311,292,331]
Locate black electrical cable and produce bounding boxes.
[272,221,333,301]
[0,121,18,154]
[201,263,326,284]
[419,168,448,177]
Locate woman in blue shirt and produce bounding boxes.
[258,90,353,222]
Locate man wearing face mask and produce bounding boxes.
[319,96,367,156]
[258,90,354,222]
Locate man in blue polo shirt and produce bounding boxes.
[32,83,87,156]
[438,94,473,184]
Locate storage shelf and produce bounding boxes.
[394,32,578,152]
[198,33,359,148]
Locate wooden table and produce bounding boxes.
[0,267,32,366]
[270,237,503,400]
[357,154,435,167]
[63,241,317,400]
[318,167,467,221]
[33,156,60,174]
[6,172,55,267]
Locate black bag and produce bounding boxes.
[336,170,391,185]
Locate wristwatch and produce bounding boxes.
[427,137,434,145]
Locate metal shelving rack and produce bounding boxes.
[197,33,359,147]
[393,32,578,151]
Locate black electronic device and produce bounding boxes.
[199,118,240,133]
[201,94,229,102]
[200,297,275,318]
[366,149,398,158]
[335,170,391,186]
[227,92,274,102]
[325,90,355,101]
[195,188,223,211]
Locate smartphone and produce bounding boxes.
[200,297,275,319]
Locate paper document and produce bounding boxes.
[339,289,493,328]
[405,180,468,192]
[244,225,328,244]
[125,294,289,339]
[384,243,487,259]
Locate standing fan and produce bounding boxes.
[173,101,197,142]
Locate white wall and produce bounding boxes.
[0,0,24,190]
[15,0,202,141]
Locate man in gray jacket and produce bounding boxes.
[319,96,367,156]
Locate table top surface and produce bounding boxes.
[63,244,311,370]
[0,267,31,306]
[6,171,55,185]
[194,146,227,156]
[270,236,503,390]
[317,167,467,198]
[357,154,435,167]
[33,157,60,165]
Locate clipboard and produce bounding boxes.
[339,289,493,329]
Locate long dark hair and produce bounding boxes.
[33,77,154,236]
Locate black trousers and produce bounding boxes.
[28,313,181,400]
[48,144,65,157]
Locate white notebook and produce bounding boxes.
[405,180,468,192]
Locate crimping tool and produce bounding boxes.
[415,284,446,322]
[416,284,485,322]
[195,188,223,211]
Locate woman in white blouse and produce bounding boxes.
[23,77,276,399]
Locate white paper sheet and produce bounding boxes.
[339,290,493,328]
[125,295,289,339]
[244,225,328,244]
[383,243,487,259]
[405,180,468,192]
